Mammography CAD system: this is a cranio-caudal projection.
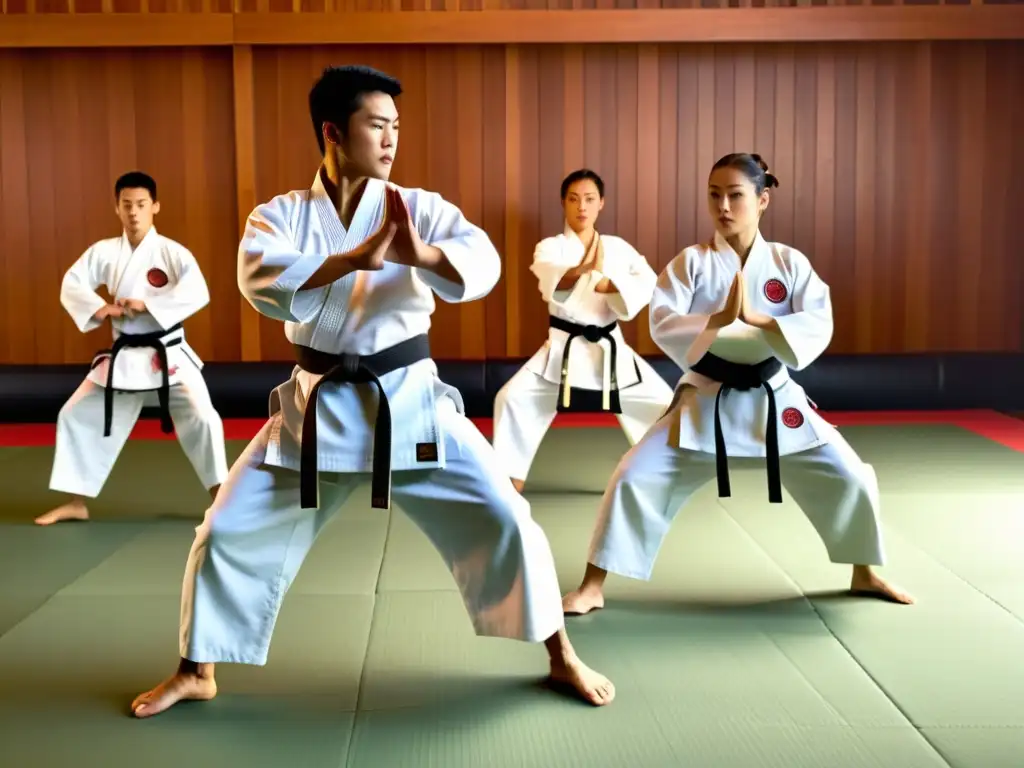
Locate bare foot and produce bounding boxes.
[35,499,89,526]
[549,657,615,706]
[562,587,605,616]
[131,668,217,718]
[850,567,915,605]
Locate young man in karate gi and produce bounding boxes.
[131,65,615,718]
[492,169,674,493]
[36,171,228,526]
[561,153,914,616]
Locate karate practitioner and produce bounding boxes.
[492,169,674,492]
[131,65,614,718]
[37,171,228,526]
[561,153,914,615]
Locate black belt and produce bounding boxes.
[96,323,183,438]
[294,333,431,511]
[689,352,784,504]
[549,315,623,414]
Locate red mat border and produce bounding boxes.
[1,409,1023,453]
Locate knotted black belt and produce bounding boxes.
[549,315,623,414]
[95,323,183,438]
[689,352,784,504]
[294,333,431,511]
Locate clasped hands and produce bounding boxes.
[707,272,773,330]
[93,298,147,322]
[337,185,442,273]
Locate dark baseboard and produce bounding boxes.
[0,352,1021,423]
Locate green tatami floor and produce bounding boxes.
[1,423,1022,768]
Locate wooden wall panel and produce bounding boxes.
[0,40,1022,365]
[0,47,239,364]
[249,41,1024,360]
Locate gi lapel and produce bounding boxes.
[110,228,158,301]
[308,171,385,346]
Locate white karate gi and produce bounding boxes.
[587,231,886,581]
[492,228,674,481]
[177,173,565,665]
[50,228,228,499]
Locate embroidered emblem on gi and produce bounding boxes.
[151,354,177,376]
[763,278,787,304]
[147,268,169,288]
[781,407,804,429]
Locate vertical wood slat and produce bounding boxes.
[232,44,261,361]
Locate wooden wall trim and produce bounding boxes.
[2,8,1023,49]
[234,8,1024,45]
[0,12,234,48]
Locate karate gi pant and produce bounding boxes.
[48,363,229,499]
[178,398,565,665]
[588,412,887,581]
[492,364,675,482]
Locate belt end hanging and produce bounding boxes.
[299,472,319,510]
[370,474,391,510]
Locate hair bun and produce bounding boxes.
[750,153,769,172]
[764,172,779,189]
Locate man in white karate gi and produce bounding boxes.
[492,168,674,492]
[37,171,228,526]
[131,65,615,718]
[561,152,914,616]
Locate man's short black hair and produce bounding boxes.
[114,171,157,202]
[308,65,402,156]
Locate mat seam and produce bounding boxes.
[342,506,393,768]
[714,500,957,768]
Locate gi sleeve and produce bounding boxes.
[529,236,592,314]
[649,248,720,370]
[412,191,501,303]
[238,197,331,324]
[60,245,110,334]
[598,240,658,321]
[145,244,211,330]
[764,249,834,370]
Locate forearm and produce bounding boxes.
[418,245,464,288]
[747,314,780,334]
[553,261,594,292]
[300,253,357,291]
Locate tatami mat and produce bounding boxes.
[0,419,1021,767]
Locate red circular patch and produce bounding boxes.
[147,268,169,288]
[781,407,804,429]
[763,278,788,304]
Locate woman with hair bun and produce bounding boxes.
[562,153,913,615]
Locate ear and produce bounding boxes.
[323,121,343,150]
[758,189,770,215]
[598,197,606,212]
[152,200,161,216]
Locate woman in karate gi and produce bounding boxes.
[561,153,914,615]
[492,169,674,493]
[131,65,614,719]
[36,171,228,526]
